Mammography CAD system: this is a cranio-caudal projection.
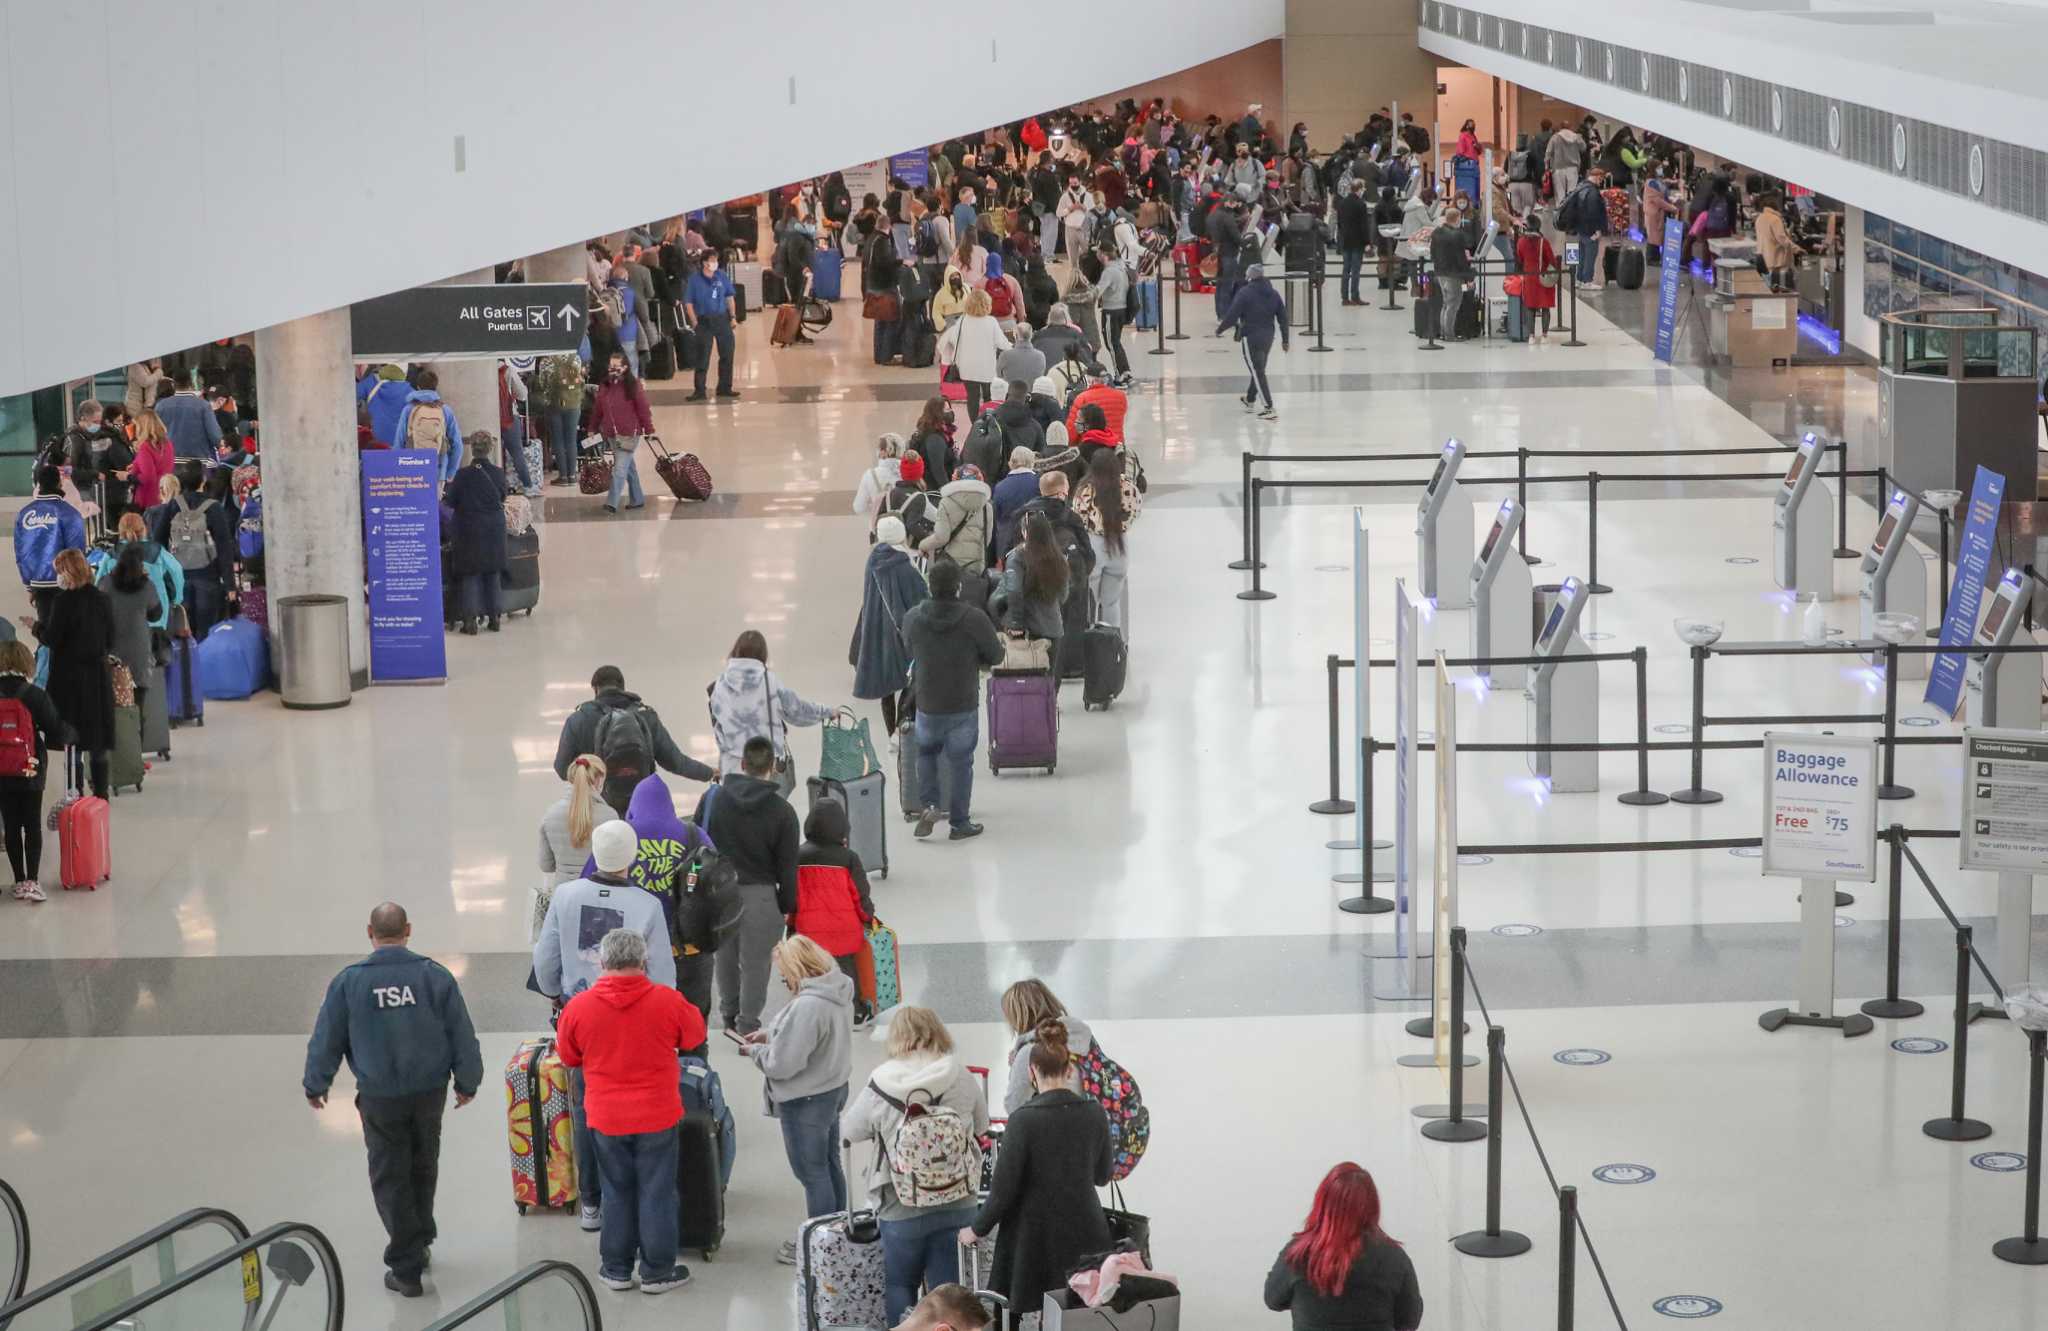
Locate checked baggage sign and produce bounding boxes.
[350,283,588,361]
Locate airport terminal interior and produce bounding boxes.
[6,2,2048,1329]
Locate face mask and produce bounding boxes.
[608,369,624,381]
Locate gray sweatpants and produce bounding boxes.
[715,880,784,1034]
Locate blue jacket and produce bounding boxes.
[14,498,85,589]
[685,270,735,321]
[363,377,412,445]
[90,540,185,629]
[610,279,641,348]
[156,391,222,461]
[393,391,463,483]
[1218,276,1289,347]
[303,946,484,1099]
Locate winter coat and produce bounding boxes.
[444,461,509,579]
[1003,497,1095,576]
[744,968,855,1112]
[1065,385,1128,446]
[1516,234,1559,310]
[996,343,1047,387]
[1032,325,1102,378]
[0,674,64,793]
[910,429,954,489]
[552,689,716,785]
[841,1051,991,1214]
[938,314,1011,385]
[537,790,622,892]
[706,657,834,774]
[993,399,1045,460]
[920,477,994,573]
[1073,469,1143,538]
[13,498,86,589]
[1264,1239,1424,1331]
[129,438,177,516]
[38,585,115,752]
[990,471,1041,553]
[853,458,902,517]
[851,542,930,700]
[970,1087,1114,1315]
[100,574,161,688]
[792,804,875,955]
[993,545,1067,641]
[902,596,1005,715]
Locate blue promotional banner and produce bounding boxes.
[361,450,447,683]
[1925,465,2006,715]
[889,151,930,188]
[1653,216,1684,362]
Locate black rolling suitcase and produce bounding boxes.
[1453,289,1483,340]
[643,335,677,381]
[676,1113,725,1257]
[501,527,540,616]
[1411,274,1440,339]
[1056,584,1093,679]
[1081,623,1127,710]
[1616,245,1646,290]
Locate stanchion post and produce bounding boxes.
[1419,264,1444,352]
[1228,454,1263,572]
[1995,1028,2048,1264]
[1863,826,1925,1019]
[1924,924,1993,1141]
[1454,1024,1533,1257]
[1937,508,1952,624]
[1833,440,1856,558]
[1876,465,1889,525]
[1670,644,1723,804]
[1562,263,1585,348]
[1309,277,1333,353]
[1618,646,1668,806]
[1586,472,1612,593]
[1384,251,1404,311]
[1516,447,1537,564]
[1878,644,1913,800]
[1422,928,1487,1140]
[1556,1186,1579,1331]
[1148,273,1171,356]
[1311,654,1354,815]
[1238,478,1276,602]
[1166,257,1188,341]
[1340,735,1394,915]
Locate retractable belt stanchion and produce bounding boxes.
[1419,263,1443,352]
[1420,929,1488,1133]
[1833,440,1856,558]
[1862,826,1925,1020]
[1228,453,1260,572]
[1995,1028,2048,1265]
[1924,924,1993,1142]
[1556,1187,1579,1331]
[1585,472,1612,594]
[1238,478,1275,602]
[1562,263,1585,348]
[1618,647,1668,806]
[1340,736,1393,915]
[1148,281,1171,356]
[1309,278,1333,352]
[1669,644,1722,804]
[1454,1024,1533,1257]
[1166,257,1188,341]
[1878,643,1913,800]
[1515,447,1539,565]
[1311,654,1354,815]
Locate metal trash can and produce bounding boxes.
[278,594,352,710]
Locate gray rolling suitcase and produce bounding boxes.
[798,1145,887,1331]
[895,719,956,824]
[807,771,888,879]
[140,671,171,758]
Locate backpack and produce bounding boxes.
[987,277,1015,320]
[915,220,941,260]
[593,702,655,789]
[0,697,34,779]
[237,491,263,560]
[594,283,625,329]
[1071,1040,1151,1180]
[1090,211,1120,254]
[405,403,448,456]
[169,498,217,571]
[1507,150,1533,183]
[885,488,935,546]
[670,840,742,954]
[874,1085,980,1208]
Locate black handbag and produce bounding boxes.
[1101,1185,1151,1264]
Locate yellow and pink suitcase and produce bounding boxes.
[506,1036,578,1213]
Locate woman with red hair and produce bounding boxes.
[1264,1163,1423,1330]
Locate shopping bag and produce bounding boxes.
[819,707,881,782]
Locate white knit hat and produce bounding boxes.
[875,514,907,547]
[591,820,639,874]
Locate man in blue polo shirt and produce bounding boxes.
[682,250,740,403]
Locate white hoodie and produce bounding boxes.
[854,457,902,517]
[840,1050,991,1217]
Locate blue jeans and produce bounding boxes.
[606,440,644,509]
[458,572,502,622]
[1576,235,1600,283]
[1341,247,1365,302]
[776,1085,848,1218]
[882,1205,977,1325]
[503,415,533,489]
[569,1068,602,1212]
[915,708,978,829]
[547,407,580,480]
[591,1124,680,1281]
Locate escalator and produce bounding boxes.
[1,1178,27,1307]
[423,1262,600,1331]
[0,1204,248,1331]
[67,1223,341,1331]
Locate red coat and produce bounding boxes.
[555,973,707,1135]
[791,863,870,956]
[1021,118,1048,153]
[1515,234,1558,310]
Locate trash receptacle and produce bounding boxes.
[278,594,352,710]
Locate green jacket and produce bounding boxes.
[533,355,587,412]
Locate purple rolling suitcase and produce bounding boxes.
[986,670,1058,775]
[164,636,204,727]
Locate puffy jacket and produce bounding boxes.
[302,947,484,1100]
[920,477,993,572]
[792,801,875,955]
[14,498,86,589]
[1065,385,1127,446]
[841,1051,992,1212]
[555,972,707,1135]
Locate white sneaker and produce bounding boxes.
[597,1270,636,1292]
[640,1267,692,1294]
[579,1205,601,1232]
[1241,395,1256,413]
[14,880,44,903]
[1258,407,1278,421]
[777,1239,800,1266]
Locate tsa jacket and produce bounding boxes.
[302,947,484,1100]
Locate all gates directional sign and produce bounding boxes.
[350,283,588,361]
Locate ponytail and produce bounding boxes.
[1028,1018,1073,1083]
[567,754,606,848]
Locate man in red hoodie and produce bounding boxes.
[556,928,708,1294]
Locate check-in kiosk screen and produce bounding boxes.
[1537,600,1568,648]
[1870,506,1901,558]
[1424,457,1448,495]
[1979,590,2013,646]
[1479,516,1507,565]
[1782,448,1806,491]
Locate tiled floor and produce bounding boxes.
[2,261,2042,1330]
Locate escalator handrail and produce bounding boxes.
[72,1221,343,1331]
[0,1205,248,1324]
[0,1178,25,1308]
[423,1260,602,1331]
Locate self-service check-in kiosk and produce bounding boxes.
[1470,499,1531,688]
[1417,438,1473,609]
[1773,432,1835,602]
[1526,576,1599,792]
[1967,569,2039,729]
[1860,487,1928,680]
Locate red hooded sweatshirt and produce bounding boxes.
[555,973,707,1135]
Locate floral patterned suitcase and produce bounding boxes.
[799,1209,886,1331]
[507,1036,578,1212]
[864,920,900,1012]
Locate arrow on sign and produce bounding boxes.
[558,304,581,326]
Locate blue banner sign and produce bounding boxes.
[1654,217,1684,362]
[889,151,930,188]
[361,450,447,683]
[1925,465,2006,715]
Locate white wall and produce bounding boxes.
[0,0,1282,397]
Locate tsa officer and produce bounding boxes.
[303,902,483,1298]
[683,249,740,402]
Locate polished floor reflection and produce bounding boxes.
[0,274,2038,1330]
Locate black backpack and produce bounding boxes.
[916,220,942,260]
[670,838,742,954]
[594,703,655,791]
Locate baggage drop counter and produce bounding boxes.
[1878,308,2038,502]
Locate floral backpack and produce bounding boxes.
[1072,1041,1150,1180]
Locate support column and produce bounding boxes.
[526,242,588,287]
[431,267,500,457]
[1283,0,1440,149]
[252,308,368,686]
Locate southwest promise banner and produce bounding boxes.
[361,450,447,683]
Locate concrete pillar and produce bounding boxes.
[1283,0,1440,150]
[526,242,587,287]
[431,267,499,456]
[252,308,369,686]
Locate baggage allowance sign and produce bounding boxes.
[1760,733,1878,881]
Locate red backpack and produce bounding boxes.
[0,697,34,778]
[987,277,1015,320]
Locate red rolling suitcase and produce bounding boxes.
[58,748,110,890]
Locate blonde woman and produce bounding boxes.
[840,1006,991,1324]
[936,287,1012,417]
[998,978,1102,1116]
[535,754,620,940]
[128,409,177,521]
[740,935,857,1259]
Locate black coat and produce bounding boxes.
[971,1088,1113,1316]
[1335,194,1373,248]
[39,585,115,751]
[1264,1239,1423,1331]
[445,461,508,579]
